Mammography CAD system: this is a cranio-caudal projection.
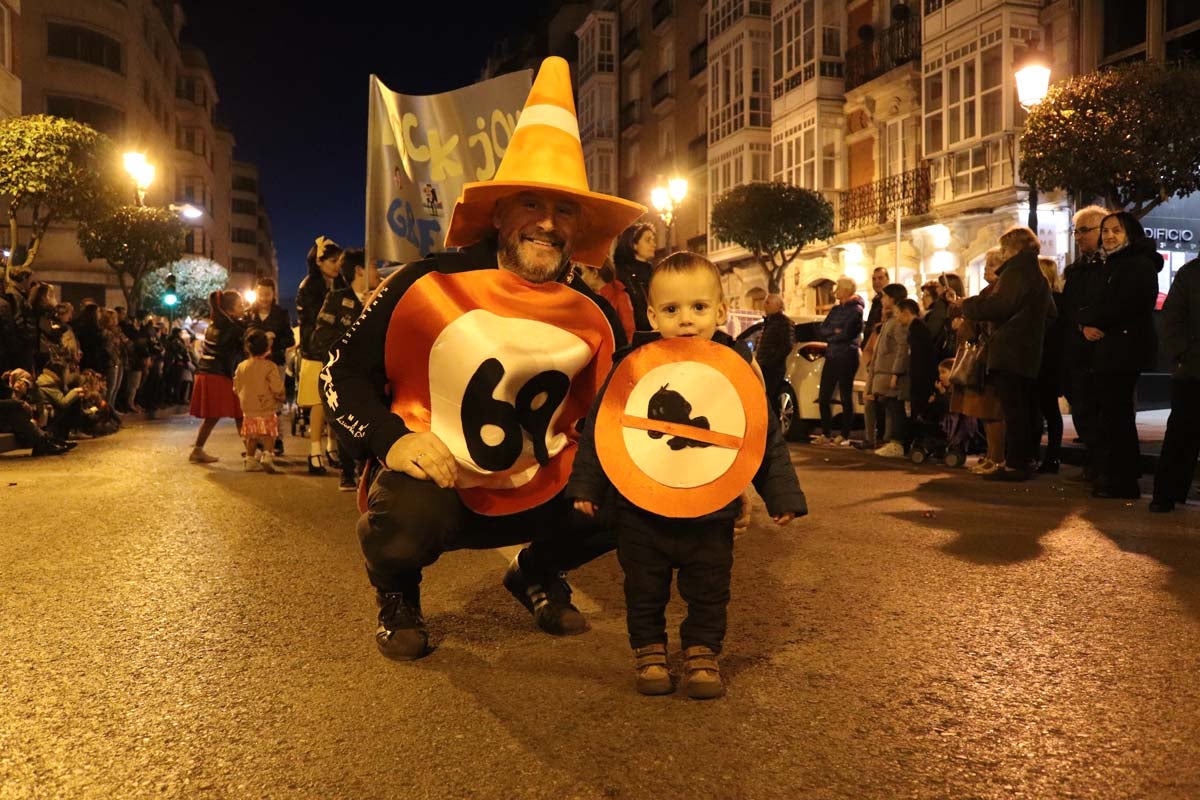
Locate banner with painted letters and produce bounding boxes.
[365,70,532,268]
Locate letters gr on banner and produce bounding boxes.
[366,71,532,265]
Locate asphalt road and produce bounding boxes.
[2,417,1199,800]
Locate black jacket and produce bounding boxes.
[243,304,295,365]
[309,286,365,361]
[196,310,247,378]
[1061,250,1104,367]
[962,250,1055,379]
[323,240,628,462]
[1077,238,1162,373]
[907,319,938,417]
[566,330,808,523]
[614,257,652,333]
[296,265,335,361]
[1161,258,1200,381]
[755,311,795,372]
[866,293,883,333]
[1038,291,1065,387]
[923,297,956,359]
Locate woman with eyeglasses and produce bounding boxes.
[1077,211,1163,499]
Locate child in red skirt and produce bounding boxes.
[234,330,286,472]
[189,290,246,463]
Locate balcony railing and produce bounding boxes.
[651,71,674,107]
[619,99,642,131]
[844,14,921,91]
[688,134,706,168]
[620,28,640,60]
[838,163,931,232]
[652,0,673,28]
[689,41,707,78]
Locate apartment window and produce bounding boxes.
[750,143,770,181]
[597,152,613,194]
[580,26,595,82]
[232,198,257,215]
[45,95,125,137]
[598,85,615,137]
[749,35,771,128]
[659,124,674,158]
[1103,0,1147,60]
[599,19,615,72]
[979,44,1003,136]
[232,257,257,274]
[233,176,258,193]
[185,228,205,256]
[881,117,918,178]
[661,40,674,74]
[945,58,976,147]
[625,141,640,178]
[623,1,640,32]
[821,120,842,189]
[232,228,258,245]
[923,72,944,155]
[709,38,746,143]
[711,0,745,40]
[47,23,123,74]
[579,90,595,138]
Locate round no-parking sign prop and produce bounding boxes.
[594,337,767,518]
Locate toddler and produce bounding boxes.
[568,252,807,700]
[233,330,286,473]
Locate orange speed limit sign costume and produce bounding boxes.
[594,337,767,518]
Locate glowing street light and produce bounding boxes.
[650,176,688,251]
[170,203,204,220]
[123,152,156,206]
[1014,40,1052,232]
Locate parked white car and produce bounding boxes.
[735,315,865,440]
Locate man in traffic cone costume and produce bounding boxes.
[324,57,646,660]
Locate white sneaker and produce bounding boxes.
[874,441,905,458]
[811,435,830,446]
[969,458,995,474]
[259,452,277,474]
[832,435,846,446]
[243,455,264,472]
[189,447,219,464]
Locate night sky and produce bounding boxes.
[180,2,538,309]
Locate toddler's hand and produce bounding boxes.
[772,513,795,525]
[574,499,596,517]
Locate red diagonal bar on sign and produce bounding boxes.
[620,414,744,450]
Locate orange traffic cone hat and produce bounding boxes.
[444,56,647,268]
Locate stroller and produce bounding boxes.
[909,395,979,468]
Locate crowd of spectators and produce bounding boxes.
[1,261,209,457]
[814,208,1195,510]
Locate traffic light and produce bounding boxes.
[163,273,178,308]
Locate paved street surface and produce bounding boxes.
[2,416,1199,800]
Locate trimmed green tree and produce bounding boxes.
[710,182,835,293]
[1020,62,1200,219]
[78,206,187,312]
[0,114,124,285]
[140,257,229,318]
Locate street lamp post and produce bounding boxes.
[650,177,688,252]
[122,152,156,206]
[1014,40,1052,233]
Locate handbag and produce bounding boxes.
[949,338,987,389]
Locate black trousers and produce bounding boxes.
[1092,370,1142,492]
[357,468,615,595]
[1153,378,1200,503]
[991,370,1036,471]
[1066,366,1099,467]
[1031,374,1063,462]
[819,353,858,439]
[617,508,734,653]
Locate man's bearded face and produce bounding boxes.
[493,191,581,284]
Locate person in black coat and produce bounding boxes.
[613,223,656,333]
[755,293,794,418]
[1078,212,1163,499]
[1151,257,1200,512]
[864,266,889,333]
[1060,205,1108,479]
[295,236,344,473]
[898,299,937,422]
[961,226,1055,481]
[817,279,864,442]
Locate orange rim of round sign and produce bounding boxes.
[594,337,768,518]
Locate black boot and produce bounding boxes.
[31,437,69,456]
[503,550,588,636]
[375,589,429,660]
[1036,457,1060,474]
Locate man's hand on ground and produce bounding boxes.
[385,432,457,488]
